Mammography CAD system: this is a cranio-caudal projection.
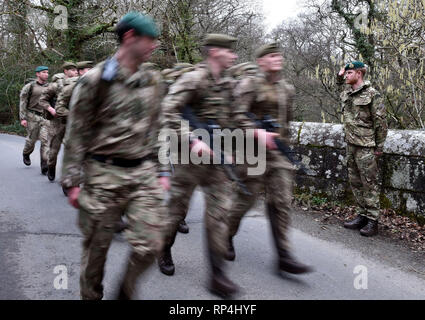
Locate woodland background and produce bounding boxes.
[0,0,424,133]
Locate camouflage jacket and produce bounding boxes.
[162,62,235,141]
[61,60,168,188]
[19,81,48,120]
[39,73,65,112]
[232,70,295,145]
[55,77,79,118]
[340,81,388,150]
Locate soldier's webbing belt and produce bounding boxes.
[28,109,44,117]
[91,154,155,168]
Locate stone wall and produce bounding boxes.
[289,122,425,219]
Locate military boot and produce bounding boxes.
[158,246,175,276]
[208,251,239,299]
[360,219,378,237]
[115,285,131,300]
[23,154,31,166]
[47,165,56,182]
[114,218,128,233]
[177,220,189,234]
[41,160,48,175]
[279,250,313,275]
[344,215,368,230]
[224,237,235,261]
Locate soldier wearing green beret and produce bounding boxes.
[337,61,388,237]
[159,33,240,298]
[19,66,50,173]
[61,12,170,300]
[226,43,313,276]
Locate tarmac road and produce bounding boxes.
[1,133,424,300]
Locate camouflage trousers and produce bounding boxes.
[228,154,294,255]
[47,118,66,167]
[346,144,381,220]
[22,112,49,165]
[77,158,167,300]
[164,164,232,259]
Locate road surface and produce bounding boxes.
[1,133,424,300]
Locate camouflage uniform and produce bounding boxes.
[19,81,49,165]
[54,77,79,148]
[39,73,66,167]
[338,76,388,220]
[162,62,235,264]
[161,63,196,232]
[228,69,296,255]
[61,60,168,300]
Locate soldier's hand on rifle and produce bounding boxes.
[48,106,56,117]
[159,177,171,191]
[68,186,81,209]
[255,129,278,150]
[190,138,214,157]
[374,150,384,158]
[21,120,27,128]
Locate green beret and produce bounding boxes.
[77,61,94,69]
[255,43,281,58]
[62,62,77,70]
[345,61,365,71]
[202,34,237,49]
[117,11,159,38]
[35,66,48,73]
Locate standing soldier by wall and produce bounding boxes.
[226,43,313,276]
[20,66,50,174]
[39,62,78,182]
[61,12,170,300]
[337,61,388,237]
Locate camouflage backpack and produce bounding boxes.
[161,63,195,92]
[227,62,259,80]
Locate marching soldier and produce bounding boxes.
[19,66,50,174]
[39,62,78,182]
[61,12,170,300]
[76,61,94,77]
[161,63,196,235]
[226,43,313,276]
[55,61,94,195]
[338,61,388,237]
[160,34,239,298]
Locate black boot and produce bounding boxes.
[208,251,238,298]
[115,285,131,300]
[62,186,68,197]
[158,246,175,276]
[177,220,189,234]
[47,165,56,182]
[360,219,378,237]
[224,237,235,261]
[344,215,368,230]
[23,154,31,166]
[41,160,48,175]
[279,251,314,275]
[114,218,128,233]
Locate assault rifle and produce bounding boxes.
[182,105,252,196]
[246,112,309,175]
